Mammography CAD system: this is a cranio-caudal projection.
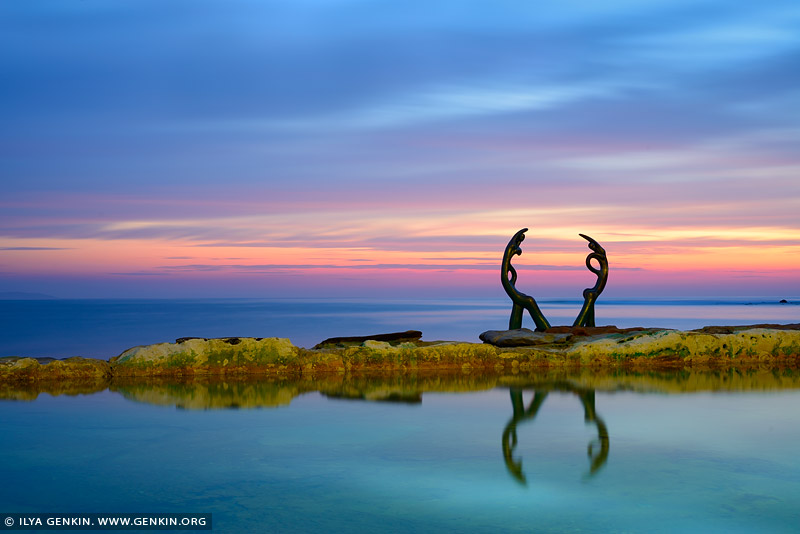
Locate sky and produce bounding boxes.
[1,0,799,299]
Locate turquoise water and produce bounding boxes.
[2,380,800,533]
[1,298,799,532]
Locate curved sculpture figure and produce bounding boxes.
[572,234,609,328]
[501,228,551,331]
[501,229,608,330]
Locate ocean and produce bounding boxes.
[1,297,797,359]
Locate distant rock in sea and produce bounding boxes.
[0,292,57,300]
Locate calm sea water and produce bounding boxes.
[1,297,798,358]
[1,298,799,533]
[1,378,799,534]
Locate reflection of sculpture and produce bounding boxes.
[502,384,609,484]
[501,229,608,330]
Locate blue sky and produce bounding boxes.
[1,0,799,298]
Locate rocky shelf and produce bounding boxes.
[2,324,800,384]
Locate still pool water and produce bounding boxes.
[2,371,799,533]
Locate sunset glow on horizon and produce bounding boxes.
[2,1,799,299]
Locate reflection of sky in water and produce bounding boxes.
[2,384,799,533]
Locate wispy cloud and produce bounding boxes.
[111,262,645,277]
[0,246,72,251]
[1,1,798,297]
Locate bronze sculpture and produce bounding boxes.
[501,229,608,330]
[501,228,552,331]
[572,234,609,328]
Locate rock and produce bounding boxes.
[175,336,252,344]
[480,326,654,347]
[313,330,423,349]
[0,357,40,381]
[564,327,800,366]
[692,323,800,334]
[111,337,299,376]
[545,325,654,335]
[361,340,396,351]
[2,326,800,384]
[780,299,788,304]
[0,356,111,382]
[480,328,573,347]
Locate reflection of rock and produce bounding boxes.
[4,367,800,405]
[110,372,499,409]
[324,390,422,404]
[112,378,304,409]
[0,380,108,401]
[98,367,800,404]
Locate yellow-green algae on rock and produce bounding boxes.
[564,327,800,366]
[96,326,800,376]
[2,327,799,384]
[0,356,111,382]
[107,337,515,377]
[110,337,306,376]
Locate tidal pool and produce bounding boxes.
[1,370,799,533]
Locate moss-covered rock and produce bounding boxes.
[0,356,111,382]
[2,326,799,384]
[564,328,800,366]
[111,337,300,376]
